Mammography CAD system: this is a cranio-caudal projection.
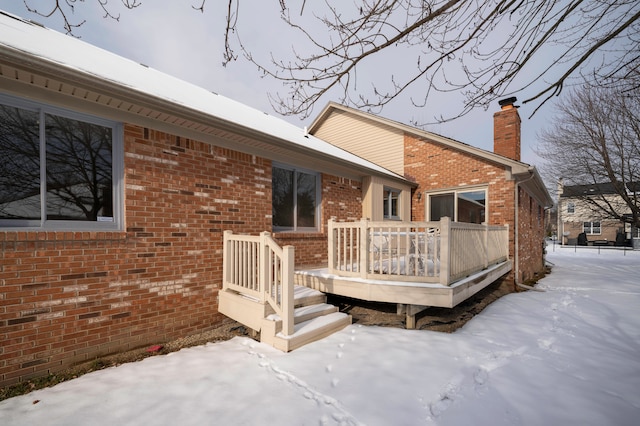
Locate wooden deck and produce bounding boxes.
[295,260,512,308]
[220,219,512,340]
[295,260,512,328]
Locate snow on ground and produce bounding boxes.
[2,246,639,425]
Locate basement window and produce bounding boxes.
[0,94,123,230]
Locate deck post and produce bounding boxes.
[328,218,336,272]
[439,217,451,286]
[359,218,369,279]
[259,231,270,302]
[222,230,233,290]
[281,245,295,336]
[483,223,489,269]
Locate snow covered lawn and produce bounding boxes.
[2,246,639,425]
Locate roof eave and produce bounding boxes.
[0,44,409,185]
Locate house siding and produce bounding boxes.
[0,124,274,386]
[312,110,405,176]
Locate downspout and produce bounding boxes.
[514,168,536,289]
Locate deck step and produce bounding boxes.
[266,303,338,327]
[293,285,327,307]
[270,312,352,352]
[220,285,350,351]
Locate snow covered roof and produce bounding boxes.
[0,10,407,184]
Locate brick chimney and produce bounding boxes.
[493,97,521,161]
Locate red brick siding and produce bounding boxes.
[404,134,515,229]
[404,134,546,287]
[0,124,273,386]
[517,188,546,282]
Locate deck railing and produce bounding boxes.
[328,218,509,285]
[223,231,295,335]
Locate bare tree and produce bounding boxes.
[536,82,640,228]
[21,1,640,122]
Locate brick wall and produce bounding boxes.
[404,134,550,287]
[404,134,516,229]
[0,124,274,386]
[516,188,546,282]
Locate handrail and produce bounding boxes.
[223,231,295,336]
[328,218,509,286]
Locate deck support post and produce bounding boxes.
[397,304,429,329]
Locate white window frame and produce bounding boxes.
[426,186,488,224]
[272,163,321,232]
[583,221,601,235]
[382,187,401,220]
[567,202,575,214]
[0,94,124,231]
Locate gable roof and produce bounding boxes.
[310,102,553,207]
[561,182,640,197]
[0,11,408,185]
[309,102,534,176]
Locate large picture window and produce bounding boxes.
[0,95,122,230]
[272,165,319,232]
[427,188,486,224]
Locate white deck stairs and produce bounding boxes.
[219,285,351,352]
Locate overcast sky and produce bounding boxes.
[2,2,559,166]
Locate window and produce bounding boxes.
[272,165,319,231]
[0,95,123,230]
[383,188,400,220]
[567,202,575,214]
[583,221,601,235]
[427,188,486,224]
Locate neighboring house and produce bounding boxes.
[0,11,410,386]
[308,99,553,286]
[558,182,637,246]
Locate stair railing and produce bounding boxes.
[223,231,295,336]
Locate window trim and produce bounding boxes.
[567,202,575,214]
[583,221,601,235]
[0,94,124,231]
[272,163,321,233]
[382,187,401,221]
[425,186,488,224]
